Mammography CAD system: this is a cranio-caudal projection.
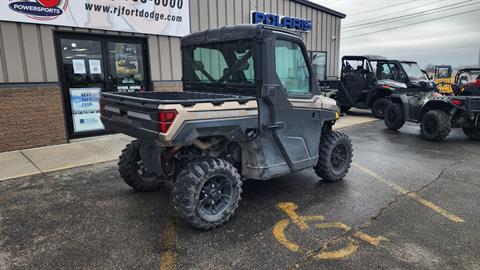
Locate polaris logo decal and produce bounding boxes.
[8,0,68,20]
[251,11,312,32]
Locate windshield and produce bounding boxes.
[457,70,480,85]
[183,40,255,86]
[400,62,427,81]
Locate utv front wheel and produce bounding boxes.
[463,127,480,140]
[173,158,242,230]
[315,131,353,182]
[384,102,405,130]
[372,98,388,118]
[420,110,451,141]
[118,141,166,192]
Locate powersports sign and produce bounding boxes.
[0,0,190,37]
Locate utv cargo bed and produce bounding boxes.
[100,91,258,142]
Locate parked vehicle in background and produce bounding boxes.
[384,76,480,141]
[451,68,480,96]
[434,65,454,94]
[319,55,408,118]
[100,25,353,230]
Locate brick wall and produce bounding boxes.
[153,81,183,92]
[0,84,67,152]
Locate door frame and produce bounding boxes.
[53,31,151,140]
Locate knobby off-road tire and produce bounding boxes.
[173,157,242,230]
[315,131,353,182]
[371,98,388,118]
[118,140,165,192]
[463,127,480,141]
[384,102,405,131]
[420,110,451,141]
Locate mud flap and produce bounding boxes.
[139,143,167,177]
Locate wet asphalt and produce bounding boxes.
[0,116,479,270]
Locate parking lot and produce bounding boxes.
[1,117,479,270]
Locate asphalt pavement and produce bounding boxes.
[0,120,479,270]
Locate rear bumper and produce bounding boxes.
[101,116,159,142]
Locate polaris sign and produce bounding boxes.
[251,11,312,32]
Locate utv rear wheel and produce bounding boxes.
[118,141,165,192]
[420,110,451,141]
[463,127,480,140]
[315,131,353,182]
[384,102,405,130]
[173,158,242,230]
[372,98,388,118]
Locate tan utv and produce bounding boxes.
[100,25,353,230]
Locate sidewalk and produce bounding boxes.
[0,134,132,181]
[0,112,378,182]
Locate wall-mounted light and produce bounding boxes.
[331,36,337,41]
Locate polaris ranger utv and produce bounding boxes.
[319,55,408,118]
[384,81,480,141]
[100,25,353,230]
[320,57,437,118]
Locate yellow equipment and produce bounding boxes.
[434,65,453,94]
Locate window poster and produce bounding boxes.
[69,88,105,133]
[89,59,102,74]
[72,59,86,74]
[115,44,139,75]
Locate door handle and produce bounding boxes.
[266,122,285,129]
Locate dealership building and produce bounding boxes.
[0,0,345,152]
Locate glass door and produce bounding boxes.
[56,33,150,139]
[59,38,106,136]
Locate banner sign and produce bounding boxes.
[1,0,190,37]
[69,88,104,133]
[251,11,312,32]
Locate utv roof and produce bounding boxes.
[181,24,302,46]
[342,55,388,61]
[399,60,419,63]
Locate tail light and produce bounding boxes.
[451,99,463,106]
[159,110,177,133]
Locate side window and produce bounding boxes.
[275,40,311,95]
[310,51,327,81]
[377,63,392,80]
[389,63,407,82]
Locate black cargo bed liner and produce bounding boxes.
[102,91,254,106]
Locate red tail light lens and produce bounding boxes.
[451,99,462,106]
[159,110,177,133]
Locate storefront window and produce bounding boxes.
[310,51,327,81]
[60,39,104,87]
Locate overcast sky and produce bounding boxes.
[312,0,480,68]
